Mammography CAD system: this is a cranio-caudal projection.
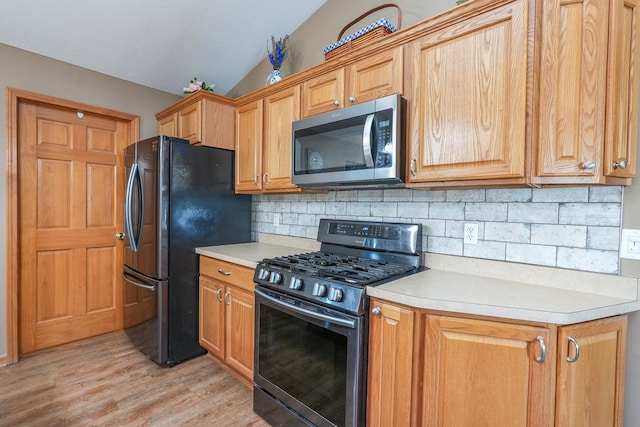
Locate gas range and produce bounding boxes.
[253,219,425,315]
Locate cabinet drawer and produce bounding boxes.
[200,256,255,292]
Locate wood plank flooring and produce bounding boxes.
[0,331,269,426]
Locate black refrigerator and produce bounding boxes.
[122,135,251,366]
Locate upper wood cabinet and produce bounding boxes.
[406,0,529,185]
[235,86,301,194]
[155,91,235,150]
[301,47,404,118]
[534,0,640,185]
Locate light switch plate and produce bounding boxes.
[620,229,640,260]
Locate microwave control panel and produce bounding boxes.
[375,110,394,167]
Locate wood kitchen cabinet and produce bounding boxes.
[423,315,554,427]
[556,316,627,427]
[534,0,640,185]
[199,256,255,385]
[155,91,235,150]
[406,0,529,186]
[367,299,415,427]
[367,298,628,426]
[301,46,403,118]
[235,86,301,193]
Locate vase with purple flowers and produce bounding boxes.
[266,34,289,85]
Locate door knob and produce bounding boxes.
[115,232,125,240]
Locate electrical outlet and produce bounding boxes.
[273,213,280,227]
[621,228,640,260]
[464,223,478,245]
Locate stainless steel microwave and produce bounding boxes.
[292,94,405,190]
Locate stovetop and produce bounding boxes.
[253,219,425,315]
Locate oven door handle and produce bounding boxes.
[256,288,357,329]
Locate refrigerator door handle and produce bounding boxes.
[124,163,144,252]
[122,271,157,291]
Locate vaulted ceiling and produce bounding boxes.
[0,0,327,95]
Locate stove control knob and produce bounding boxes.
[312,283,327,297]
[268,271,282,284]
[257,268,270,281]
[328,287,344,302]
[289,277,303,290]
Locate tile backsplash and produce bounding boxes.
[252,186,623,274]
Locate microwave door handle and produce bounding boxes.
[362,113,375,168]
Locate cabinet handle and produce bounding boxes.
[217,268,231,276]
[224,290,231,306]
[348,96,356,103]
[613,159,628,170]
[566,336,580,363]
[410,158,417,177]
[535,336,546,363]
[371,306,382,316]
[581,161,596,170]
[263,172,269,185]
[333,100,341,107]
[254,174,260,187]
[215,288,223,303]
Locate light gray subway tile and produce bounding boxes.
[274,202,291,213]
[446,220,485,239]
[335,190,359,201]
[430,202,464,220]
[557,247,619,274]
[428,236,463,256]
[255,211,271,223]
[485,222,530,243]
[531,224,586,247]
[558,203,621,226]
[314,192,337,202]
[346,202,371,216]
[290,202,308,214]
[384,188,413,201]
[397,202,429,219]
[412,190,446,202]
[486,188,532,202]
[260,223,275,234]
[421,219,446,237]
[289,225,307,237]
[357,189,385,201]
[282,213,298,225]
[371,202,398,218]
[305,226,318,239]
[325,202,347,215]
[465,203,508,221]
[587,226,620,250]
[508,203,559,224]
[307,202,326,214]
[446,189,486,202]
[589,186,623,202]
[273,224,291,235]
[532,187,589,202]
[298,214,318,226]
[506,243,557,267]
[463,240,506,261]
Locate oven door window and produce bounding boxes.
[255,291,364,427]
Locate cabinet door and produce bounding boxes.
[604,0,640,180]
[178,101,202,144]
[301,68,345,117]
[367,299,414,427]
[263,86,301,192]
[556,316,627,427]
[235,100,263,193]
[157,113,177,137]
[346,46,403,105]
[408,0,528,182]
[424,315,554,427]
[225,286,255,380]
[199,276,225,359]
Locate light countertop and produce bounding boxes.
[196,237,640,325]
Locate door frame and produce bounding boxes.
[4,87,140,364]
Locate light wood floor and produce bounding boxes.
[0,331,269,426]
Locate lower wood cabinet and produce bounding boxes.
[199,256,255,385]
[368,298,628,426]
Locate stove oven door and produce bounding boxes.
[254,287,366,427]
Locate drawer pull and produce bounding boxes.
[535,336,546,363]
[217,268,231,276]
[215,288,223,303]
